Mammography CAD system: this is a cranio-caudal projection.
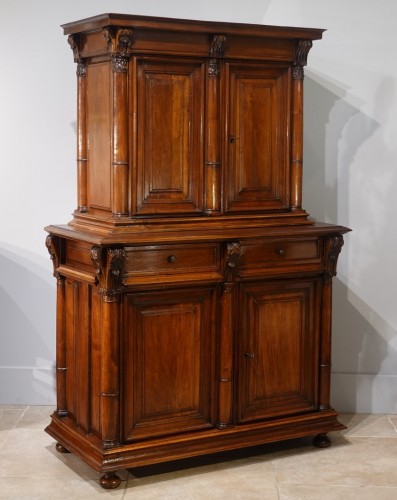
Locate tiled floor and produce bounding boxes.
[0,407,396,499]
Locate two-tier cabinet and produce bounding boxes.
[45,14,350,489]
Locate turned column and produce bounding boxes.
[217,242,241,428]
[102,28,134,217]
[319,235,344,410]
[67,36,88,213]
[291,40,312,211]
[204,35,225,215]
[46,236,67,417]
[91,247,125,447]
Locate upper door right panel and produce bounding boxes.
[225,63,291,213]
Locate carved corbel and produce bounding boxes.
[292,39,313,80]
[67,34,86,77]
[45,235,63,280]
[90,246,126,302]
[324,235,344,283]
[224,242,242,282]
[208,34,226,77]
[103,27,134,73]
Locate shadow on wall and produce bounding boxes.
[303,72,379,222]
[303,74,397,412]
[0,244,56,404]
[332,279,397,413]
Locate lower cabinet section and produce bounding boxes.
[45,227,348,489]
[237,279,320,422]
[122,287,217,440]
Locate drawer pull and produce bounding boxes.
[276,248,285,257]
[167,255,177,263]
[244,352,255,359]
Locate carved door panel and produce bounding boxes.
[122,287,216,441]
[225,63,291,213]
[237,279,320,423]
[134,58,205,216]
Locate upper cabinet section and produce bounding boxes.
[63,14,324,232]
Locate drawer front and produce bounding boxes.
[124,243,221,277]
[239,238,321,273]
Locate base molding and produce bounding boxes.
[45,410,345,473]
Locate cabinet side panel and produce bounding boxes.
[74,283,91,432]
[64,279,76,420]
[90,288,102,435]
[86,62,111,212]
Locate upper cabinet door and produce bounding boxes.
[134,58,205,216]
[225,63,291,213]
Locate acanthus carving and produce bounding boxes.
[324,235,344,283]
[90,246,126,302]
[292,39,313,80]
[46,235,62,280]
[76,60,87,77]
[224,242,242,281]
[102,27,134,73]
[208,34,226,77]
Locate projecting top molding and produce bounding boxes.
[62,13,325,63]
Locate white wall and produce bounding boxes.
[1,0,396,412]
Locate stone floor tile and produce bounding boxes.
[278,484,397,500]
[273,436,397,488]
[0,407,26,431]
[0,477,126,499]
[0,429,97,479]
[388,416,397,432]
[16,405,55,429]
[338,413,397,438]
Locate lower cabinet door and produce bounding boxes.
[237,278,321,423]
[122,286,217,441]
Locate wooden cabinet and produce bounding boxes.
[45,14,350,489]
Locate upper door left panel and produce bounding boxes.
[133,58,205,216]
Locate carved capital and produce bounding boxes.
[76,59,87,77]
[324,235,344,282]
[103,27,134,73]
[46,235,62,280]
[90,246,125,302]
[208,34,226,77]
[292,39,313,80]
[111,54,129,73]
[224,242,241,281]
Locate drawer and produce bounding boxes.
[124,243,221,278]
[239,238,321,273]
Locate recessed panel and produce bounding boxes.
[226,63,290,213]
[135,59,204,215]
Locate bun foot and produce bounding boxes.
[100,472,122,490]
[55,442,70,454]
[313,433,331,448]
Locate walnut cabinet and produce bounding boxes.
[45,14,350,489]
